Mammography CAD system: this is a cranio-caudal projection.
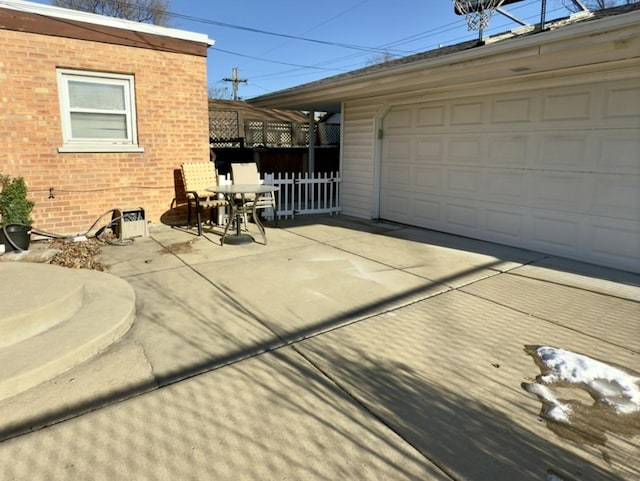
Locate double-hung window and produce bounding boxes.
[57,69,143,152]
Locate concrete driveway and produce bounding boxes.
[0,215,638,480]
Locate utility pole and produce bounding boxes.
[222,67,247,101]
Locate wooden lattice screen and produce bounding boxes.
[245,121,316,147]
[292,123,310,145]
[209,110,241,146]
[210,113,339,148]
[246,120,264,145]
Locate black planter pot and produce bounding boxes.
[0,223,31,252]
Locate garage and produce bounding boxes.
[379,78,640,272]
[249,7,640,273]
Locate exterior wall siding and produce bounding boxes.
[340,101,384,219]
[0,29,209,234]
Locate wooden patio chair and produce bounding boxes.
[180,162,228,236]
[230,162,278,226]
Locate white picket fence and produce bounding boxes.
[218,171,342,221]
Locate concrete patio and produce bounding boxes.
[0,215,638,480]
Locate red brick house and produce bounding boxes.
[0,0,213,234]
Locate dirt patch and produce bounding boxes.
[160,240,195,255]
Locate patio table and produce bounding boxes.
[206,184,279,246]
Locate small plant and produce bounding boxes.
[0,174,35,226]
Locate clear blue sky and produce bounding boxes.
[33,1,581,99]
[170,0,570,99]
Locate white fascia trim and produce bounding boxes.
[0,0,214,46]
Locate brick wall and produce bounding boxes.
[0,29,210,235]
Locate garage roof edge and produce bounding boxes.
[248,6,640,111]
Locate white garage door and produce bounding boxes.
[379,79,640,272]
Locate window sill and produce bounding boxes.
[58,144,145,153]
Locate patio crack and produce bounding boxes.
[290,343,458,481]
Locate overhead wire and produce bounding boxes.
[161,5,409,55]
[212,47,349,72]
[85,0,550,84]
[53,0,575,91]
[242,0,372,61]
[294,0,567,76]
[215,0,546,86]
[226,0,374,82]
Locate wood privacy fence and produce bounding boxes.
[219,171,342,220]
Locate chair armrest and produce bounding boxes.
[186,190,228,208]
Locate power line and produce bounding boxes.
[213,47,347,72]
[98,0,573,94]
[58,0,406,55]
[245,0,371,62]
[163,8,410,55]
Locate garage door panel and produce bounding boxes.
[539,134,588,167]
[381,192,410,218]
[488,135,529,164]
[492,97,532,123]
[447,168,482,195]
[591,222,640,260]
[380,79,640,272]
[448,136,483,162]
[417,105,445,127]
[542,91,592,121]
[446,203,479,230]
[592,175,640,220]
[383,164,411,187]
[532,215,581,248]
[384,138,412,161]
[597,134,640,172]
[485,208,524,239]
[416,137,444,161]
[415,166,443,190]
[383,107,412,129]
[485,171,527,203]
[451,101,485,125]
[604,84,640,119]
[530,173,585,212]
[415,199,441,224]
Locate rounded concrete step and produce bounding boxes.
[0,263,86,349]
[0,263,136,401]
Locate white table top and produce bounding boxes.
[206,184,279,195]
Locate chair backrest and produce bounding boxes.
[231,162,260,185]
[181,162,218,199]
[231,162,277,208]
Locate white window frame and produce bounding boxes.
[56,69,143,153]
